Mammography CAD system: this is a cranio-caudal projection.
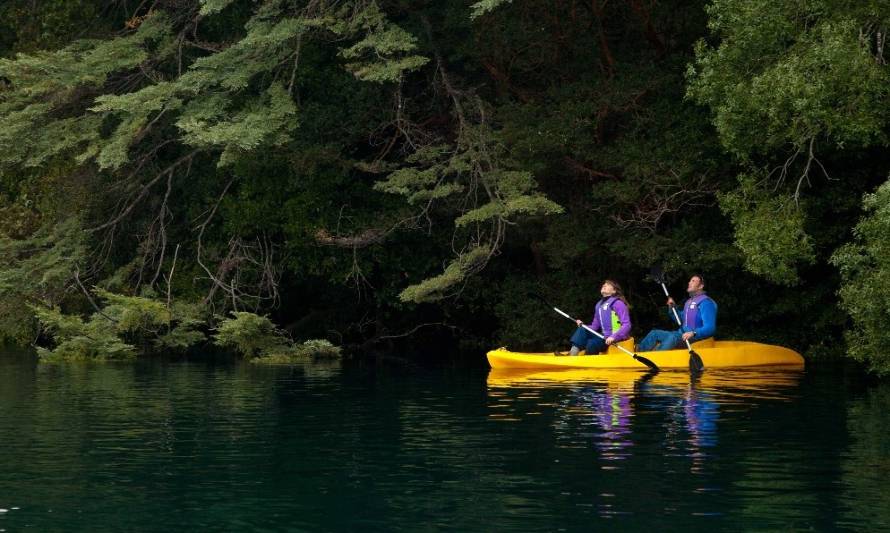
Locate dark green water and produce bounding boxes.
[1,351,889,532]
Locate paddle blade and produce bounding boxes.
[688,349,705,373]
[633,353,660,372]
[527,292,550,308]
[649,265,667,284]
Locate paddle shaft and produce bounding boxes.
[658,282,696,351]
[531,292,657,371]
[551,306,639,359]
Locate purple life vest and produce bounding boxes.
[596,296,620,337]
[683,293,711,330]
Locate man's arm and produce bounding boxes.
[694,299,717,339]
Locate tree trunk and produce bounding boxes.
[628,0,667,57]
[590,0,615,77]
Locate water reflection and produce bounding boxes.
[486,367,805,395]
[3,350,888,531]
[841,385,890,530]
[487,368,804,468]
[0,355,346,531]
[590,387,633,459]
[668,377,718,474]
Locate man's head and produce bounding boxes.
[687,274,705,294]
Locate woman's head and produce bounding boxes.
[601,279,624,299]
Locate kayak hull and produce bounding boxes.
[486,340,803,369]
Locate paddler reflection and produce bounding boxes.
[590,385,634,459]
[488,368,803,475]
[560,371,658,460]
[661,374,718,474]
[582,371,718,466]
[488,368,719,465]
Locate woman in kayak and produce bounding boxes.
[637,274,717,351]
[562,279,632,356]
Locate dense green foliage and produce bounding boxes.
[832,180,890,376]
[33,289,337,363]
[688,0,890,286]
[32,288,205,361]
[214,310,340,363]
[0,1,888,372]
[688,0,890,371]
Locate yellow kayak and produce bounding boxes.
[486,339,804,370]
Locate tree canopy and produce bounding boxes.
[1,0,888,373]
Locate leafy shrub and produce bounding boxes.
[213,311,292,358]
[214,311,341,364]
[32,290,207,362]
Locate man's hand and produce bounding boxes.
[605,336,615,345]
[575,319,582,327]
[682,331,695,342]
[667,297,676,307]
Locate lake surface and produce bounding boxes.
[1,351,888,531]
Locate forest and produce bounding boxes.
[0,0,888,373]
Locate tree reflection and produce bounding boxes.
[841,384,890,529]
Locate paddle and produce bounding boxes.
[649,266,705,373]
[529,293,659,371]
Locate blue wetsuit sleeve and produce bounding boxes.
[694,299,717,339]
[667,303,682,327]
[666,305,678,324]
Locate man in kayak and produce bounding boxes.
[561,280,632,356]
[637,274,717,351]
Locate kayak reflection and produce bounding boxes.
[487,368,804,466]
[487,367,804,398]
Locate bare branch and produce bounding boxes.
[374,322,456,342]
[165,243,180,311]
[72,268,118,324]
[610,172,716,232]
[288,31,304,98]
[87,149,201,233]
[196,177,235,307]
[194,180,280,312]
[314,228,386,247]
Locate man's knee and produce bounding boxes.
[637,330,659,351]
[656,331,682,351]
